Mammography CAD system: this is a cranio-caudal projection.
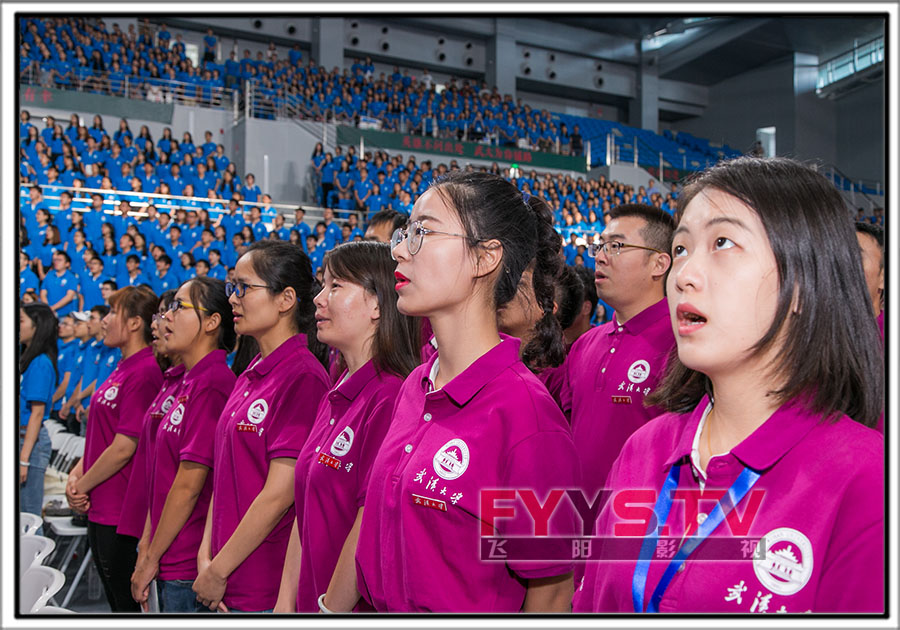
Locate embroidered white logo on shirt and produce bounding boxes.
[627,360,651,384]
[331,426,354,457]
[104,385,119,401]
[433,438,470,480]
[168,403,185,426]
[247,399,268,424]
[160,395,176,414]
[753,528,813,596]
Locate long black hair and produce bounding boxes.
[240,240,328,367]
[20,303,59,382]
[323,241,421,378]
[431,171,565,370]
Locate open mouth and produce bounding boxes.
[676,304,708,333]
[394,270,411,291]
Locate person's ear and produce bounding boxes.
[127,315,143,334]
[650,252,671,280]
[474,239,503,279]
[278,287,297,313]
[204,311,221,334]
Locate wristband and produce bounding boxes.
[317,593,334,614]
[20,460,30,467]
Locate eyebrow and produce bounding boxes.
[413,213,443,226]
[599,233,626,242]
[673,216,750,238]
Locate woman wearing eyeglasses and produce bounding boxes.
[66,285,163,612]
[116,290,181,549]
[573,157,884,613]
[355,172,580,612]
[193,240,330,613]
[274,241,421,613]
[130,277,236,612]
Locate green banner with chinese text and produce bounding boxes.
[336,126,586,172]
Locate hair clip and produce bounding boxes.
[522,192,531,204]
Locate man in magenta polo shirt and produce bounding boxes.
[560,204,676,520]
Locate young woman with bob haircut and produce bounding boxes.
[573,156,884,613]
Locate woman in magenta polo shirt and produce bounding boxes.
[66,285,163,612]
[193,240,330,613]
[274,241,421,613]
[574,157,884,613]
[130,277,237,612]
[116,290,180,545]
[355,172,580,612]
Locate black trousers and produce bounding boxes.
[86,521,140,612]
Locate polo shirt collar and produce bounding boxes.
[609,298,669,337]
[247,333,307,378]
[183,349,226,384]
[164,363,186,380]
[664,394,822,473]
[116,345,153,372]
[331,358,378,402]
[419,335,520,407]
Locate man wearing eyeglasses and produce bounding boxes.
[559,204,677,565]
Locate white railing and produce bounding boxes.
[18,182,340,231]
[20,64,236,111]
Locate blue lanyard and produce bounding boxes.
[632,464,761,613]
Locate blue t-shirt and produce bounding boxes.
[94,345,121,393]
[20,353,56,425]
[80,272,107,310]
[66,340,91,401]
[41,270,79,316]
[54,338,80,411]
[20,267,40,298]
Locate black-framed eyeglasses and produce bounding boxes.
[390,221,475,260]
[587,240,665,258]
[167,299,209,314]
[225,281,272,298]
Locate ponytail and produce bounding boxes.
[520,195,565,371]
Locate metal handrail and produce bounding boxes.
[19,63,236,110]
[19,181,332,229]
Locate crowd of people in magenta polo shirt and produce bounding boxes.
[19,153,885,614]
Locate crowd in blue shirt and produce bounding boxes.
[20,99,678,317]
[20,16,587,152]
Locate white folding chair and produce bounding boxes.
[20,535,56,577]
[20,566,66,613]
[34,605,75,614]
[45,514,93,609]
[20,512,43,536]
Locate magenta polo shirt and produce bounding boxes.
[572,395,884,613]
[293,359,403,612]
[355,337,580,612]
[538,360,567,412]
[84,346,163,527]
[877,310,884,340]
[116,363,186,539]
[150,350,236,580]
[211,334,329,611]
[560,298,674,501]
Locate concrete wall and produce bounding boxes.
[835,79,885,183]
[669,54,884,183]
[241,118,320,202]
[669,56,796,157]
